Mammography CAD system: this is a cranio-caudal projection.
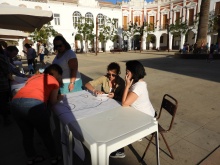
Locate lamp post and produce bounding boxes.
[166,19,170,52]
[96,16,98,55]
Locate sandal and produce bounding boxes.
[51,155,62,165]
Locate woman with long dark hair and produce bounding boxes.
[52,35,82,94]
[122,60,155,117]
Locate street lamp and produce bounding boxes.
[166,19,170,52]
[96,16,98,55]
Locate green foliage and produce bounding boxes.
[74,17,94,42]
[169,19,189,37]
[146,34,156,43]
[98,17,118,43]
[29,23,58,43]
[208,12,219,33]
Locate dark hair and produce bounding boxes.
[107,62,121,75]
[44,64,63,76]
[24,43,31,48]
[53,35,71,51]
[6,46,19,52]
[126,60,146,83]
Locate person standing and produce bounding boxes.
[10,64,63,165]
[52,35,82,94]
[38,41,45,66]
[23,43,35,74]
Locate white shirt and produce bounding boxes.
[129,81,155,117]
[52,49,80,83]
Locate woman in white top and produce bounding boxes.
[122,60,155,117]
[52,35,82,94]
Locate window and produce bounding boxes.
[54,13,60,25]
[215,2,220,15]
[73,11,82,26]
[113,19,118,28]
[85,12,93,25]
[123,16,128,30]
[188,9,194,26]
[97,13,104,28]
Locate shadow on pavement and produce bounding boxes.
[122,57,220,83]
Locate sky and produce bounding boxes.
[103,0,153,4]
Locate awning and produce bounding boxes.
[0,28,29,39]
[0,4,53,32]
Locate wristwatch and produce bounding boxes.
[70,82,74,84]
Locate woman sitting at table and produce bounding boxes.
[85,62,125,102]
[122,60,155,117]
[6,46,31,78]
[10,64,63,165]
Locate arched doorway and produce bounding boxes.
[160,33,168,50]
[133,34,141,50]
[146,34,156,50]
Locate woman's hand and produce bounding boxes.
[95,90,103,95]
[68,83,74,92]
[108,92,114,98]
[125,73,133,88]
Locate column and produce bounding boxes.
[207,35,211,50]
[169,34,173,50]
[157,5,160,31]
[180,34,185,49]
[142,33,146,50]
[156,35,160,50]
[186,8,189,25]
[18,39,24,56]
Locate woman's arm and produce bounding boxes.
[85,82,95,92]
[49,88,63,105]
[68,58,78,92]
[122,74,138,106]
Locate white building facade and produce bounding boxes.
[0,0,122,54]
[121,0,220,51]
[1,0,220,53]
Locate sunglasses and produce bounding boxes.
[107,73,117,77]
[55,44,63,48]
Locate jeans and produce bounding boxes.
[11,98,56,158]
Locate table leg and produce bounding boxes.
[155,131,160,165]
[98,144,107,165]
[90,143,98,165]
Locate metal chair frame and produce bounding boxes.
[141,94,178,161]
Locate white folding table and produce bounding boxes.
[53,90,160,165]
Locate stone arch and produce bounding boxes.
[19,4,27,8]
[160,33,168,50]
[146,34,156,50]
[35,6,42,10]
[1,2,9,5]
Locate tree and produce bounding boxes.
[98,17,118,51]
[196,0,211,48]
[74,17,94,53]
[29,23,58,44]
